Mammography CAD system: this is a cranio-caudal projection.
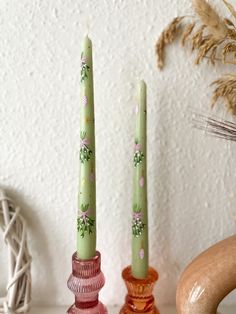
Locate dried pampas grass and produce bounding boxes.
[223,0,236,20]
[192,0,228,40]
[156,0,236,115]
[222,43,236,64]
[156,17,184,70]
[181,23,195,46]
[156,0,236,68]
[212,74,236,114]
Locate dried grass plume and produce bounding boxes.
[156,17,184,70]
[156,0,236,115]
[212,74,236,115]
[192,0,228,40]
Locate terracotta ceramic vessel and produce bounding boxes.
[176,235,236,314]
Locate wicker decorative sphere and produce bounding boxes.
[0,189,32,313]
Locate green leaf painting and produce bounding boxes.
[80,131,92,163]
[81,52,90,82]
[77,204,95,238]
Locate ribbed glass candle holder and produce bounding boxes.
[67,251,107,314]
[120,266,159,314]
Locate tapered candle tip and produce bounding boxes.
[84,35,92,42]
[137,80,147,99]
[83,35,92,50]
[139,80,147,88]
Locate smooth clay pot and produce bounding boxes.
[176,235,236,314]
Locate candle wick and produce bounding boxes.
[86,17,91,38]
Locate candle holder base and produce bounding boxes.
[67,251,107,314]
[120,266,159,314]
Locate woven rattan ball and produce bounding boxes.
[0,189,31,313]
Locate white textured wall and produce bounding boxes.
[1,0,236,307]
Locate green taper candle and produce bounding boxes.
[77,36,96,259]
[131,80,149,279]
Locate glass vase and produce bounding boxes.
[67,251,107,314]
[120,266,159,314]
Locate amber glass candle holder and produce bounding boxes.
[67,251,107,314]
[120,266,159,314]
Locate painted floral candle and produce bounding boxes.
[131,80,149,279]
[77,36,96,260]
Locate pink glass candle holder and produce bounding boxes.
[67,251,107,314]
[120,266,160,314]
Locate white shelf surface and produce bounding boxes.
[30,305,236,314]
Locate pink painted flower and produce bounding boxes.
[139,176,145,187]
[79,207,91,223]
[81,56,87,65]
[133,212,142,220]
[134,143,141,152]
[89,172,95,182]
[80,138,90,148]
[139,248,145,260]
